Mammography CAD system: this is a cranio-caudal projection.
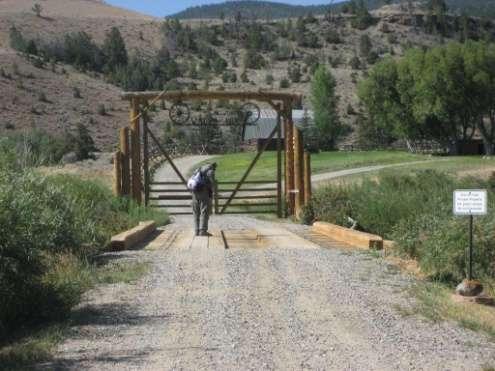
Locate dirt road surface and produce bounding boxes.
[41,214,495,370]
[38,157,495,370]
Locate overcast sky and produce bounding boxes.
[105,0,336,17]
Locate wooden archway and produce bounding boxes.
[114,90,311,218]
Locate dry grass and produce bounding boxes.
[0,0,154,20]
[0,52,129,151]
[37,151,114,188]
[398,282,495,342]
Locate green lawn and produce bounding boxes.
[205,150,431,182]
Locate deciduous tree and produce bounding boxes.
[310,66,341,149]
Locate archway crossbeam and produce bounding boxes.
[121,90,302,106]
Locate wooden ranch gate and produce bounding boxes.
[113,90,312,218]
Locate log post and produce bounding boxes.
[142,103,150,207]
[113,151,123,197]
[284,104,295,216]
[214,180,219,215]
[130,98,142,204]
[120,127,130,197]
[304,151,312,206]
[276,110,283,218]
[293,126,304,218]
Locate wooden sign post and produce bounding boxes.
[452,189,490,299]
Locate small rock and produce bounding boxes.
[455,279,483,297]
[62,151,78,164]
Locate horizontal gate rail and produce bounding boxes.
[217,180,277,185]
[217,188,277,192]
[219,202,277,207]
[217,195,275,200]
[221,210,276,214]
[150,181,187,185]
[149,189,192,193]
[154,195,193,200]
[152,210,193,215]
[149,203,192,207]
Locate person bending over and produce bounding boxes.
[188,162,217,236]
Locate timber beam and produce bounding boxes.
[121,90,302,104]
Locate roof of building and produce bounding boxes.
[243,109,314,140]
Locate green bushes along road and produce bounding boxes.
[0,140,168,343]
[309,170,495,283]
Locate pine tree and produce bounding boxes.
[73,123,97,160]
[103,27,128,73]
[32,3,42,17]
[9,26,26,52]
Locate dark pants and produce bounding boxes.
[192,189,211,235]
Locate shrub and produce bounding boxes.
[0,166,168,340]
[366,51,379,65]
[288,63,302,83]
[32,3,42,17]
[240,70,249,83]
[296,31,321,48]
[346,103,356,115]
[37,91,48,103]
[72,123,97,160]
[387,33,398,44]
[222,70,237,83]
[273,41,292,61]
[351,7,374,30]
[97,103,106,116]
[243,49,266,69]
[9,26,26,52]
[329,54,343,68]
[359,34,372,57]
[73,86,82,98]
[12,62,20,76]
[349,55,361,70]
[279,78,290,88]
[0,131,66,166]
[310,170,495,282]
[265,73,274,86]
[326,29,342,44]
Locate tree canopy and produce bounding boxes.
[310,66,342,150]
[358,41,495,154]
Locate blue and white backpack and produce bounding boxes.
[187,169,206,191]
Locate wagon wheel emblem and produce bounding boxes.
[240,102,261,126]
[169,102,191,125]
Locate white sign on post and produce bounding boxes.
[453,189,488,216]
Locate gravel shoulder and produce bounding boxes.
[40,215,495,370]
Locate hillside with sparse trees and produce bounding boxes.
[1,0,495,151]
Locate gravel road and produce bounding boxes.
[41,215,495,371]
